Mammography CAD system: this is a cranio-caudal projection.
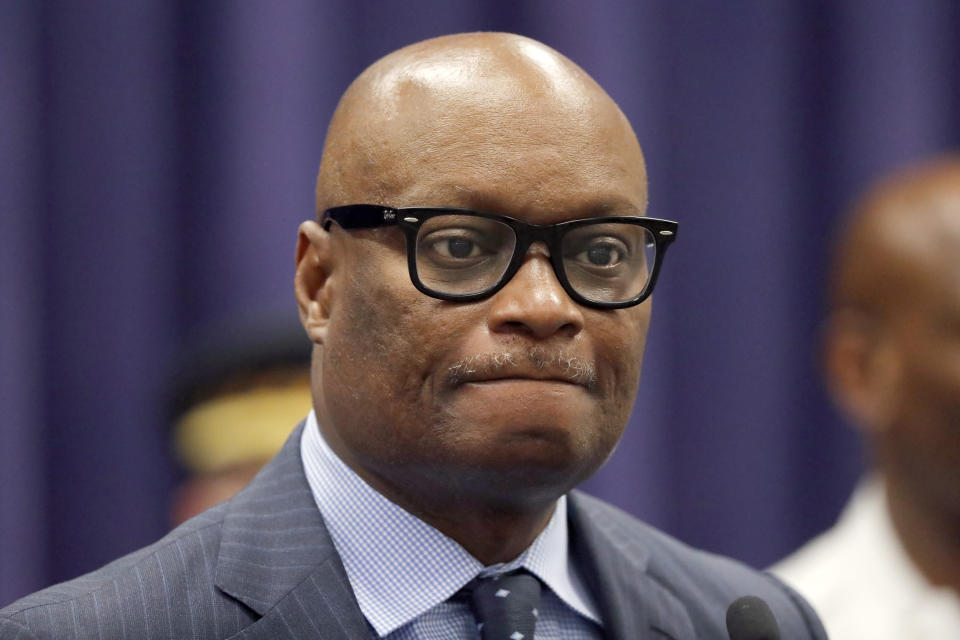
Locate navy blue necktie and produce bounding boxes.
[464,571,542,640]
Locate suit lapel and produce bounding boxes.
[215,422,372,639]
[568,492,696,640]
[224,559,372,640]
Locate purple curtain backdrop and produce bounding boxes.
[2,0,959,604]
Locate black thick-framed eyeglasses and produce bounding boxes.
[320,204,678,309]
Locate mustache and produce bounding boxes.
[445,347,598,389]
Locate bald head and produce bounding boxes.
[316,32,646,214]
[831,156,960,319]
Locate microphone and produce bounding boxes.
[726,596,781,640]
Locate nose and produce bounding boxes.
[487,244,585,339]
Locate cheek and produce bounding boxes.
[573,306,650,456]
[324,258,466,443]
[887,340,960,490]
[899,334,960,424]
[331,278,423,395]
[595,307,650,402]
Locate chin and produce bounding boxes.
[425,393,623,499]
[437,426,610,500]
[449,384,596,433]
[497,428,583,466]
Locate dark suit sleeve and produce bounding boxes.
[0,616,40,640]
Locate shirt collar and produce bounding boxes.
[300,410,600,636]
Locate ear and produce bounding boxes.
[823,309,901,434]
[295,220,336,345]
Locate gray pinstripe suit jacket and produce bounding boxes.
[1,423,826,639]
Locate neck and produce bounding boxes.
[412,497,558,565]
[362,469,559,565]
[315,413,561,565]
[885,476,960,593]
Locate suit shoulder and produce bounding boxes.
[0,616,37,640]
[569,491,827,638]
[0,503,252,639]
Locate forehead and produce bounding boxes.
[866,199,960,320]
[325,46,647,224]
[367,108,644,224]
[923,208,960,316]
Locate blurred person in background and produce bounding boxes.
[773,156,960,638]
[169,316,311,525]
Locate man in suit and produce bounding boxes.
[773,156,960,638]
[1,33,826,639]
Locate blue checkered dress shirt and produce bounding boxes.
[301,411,603,639]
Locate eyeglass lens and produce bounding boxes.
[413,214,655,303]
